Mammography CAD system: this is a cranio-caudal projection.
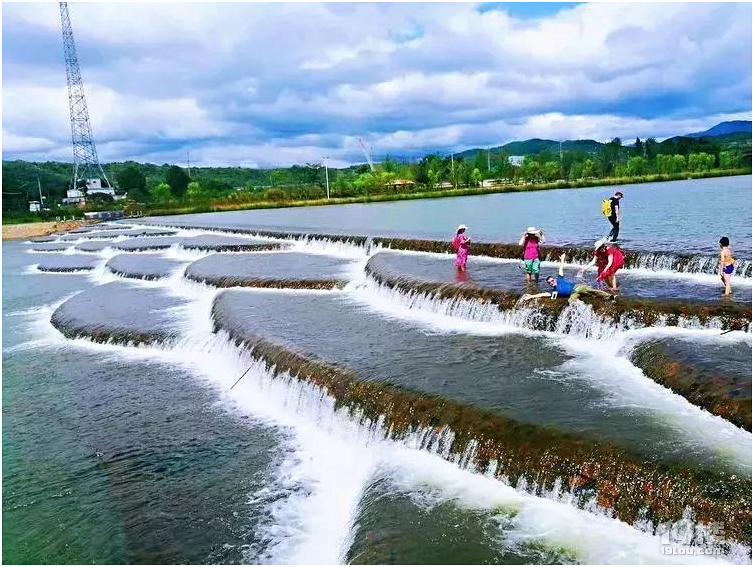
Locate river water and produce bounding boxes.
[3,177,752,564]
[142,175,752,255]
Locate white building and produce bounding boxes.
[85,178,115,196]
[29,200,41,212]
[62,179,123,206]
[508,155,525,166]
[62,187,85,206]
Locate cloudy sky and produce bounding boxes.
[2,2,751,167]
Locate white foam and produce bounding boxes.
[56,327,749,564]
[18,226,753,564]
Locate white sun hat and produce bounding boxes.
[594,239,606,250]
[526,226,539,234]
[457,224,468,231]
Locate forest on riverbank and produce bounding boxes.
[3,132,751,223]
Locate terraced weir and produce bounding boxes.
[4,212,752,564]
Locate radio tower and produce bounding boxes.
[59,2,110,191]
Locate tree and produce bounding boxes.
[86,192,114,209]
[115,164,147,202]
[471,167,482,187]
[645,138,658,160]
[427,169,440,188]
[378,170,397,192]
[186,181,205,200]
[719,151,735,169]
[582,159,595,178]
[353,172,379,196]
[569,161,583,179]
[672,154,687,173]
[270,169,287,187]
[473,152,488,175]
[633,137,644,156]
[381,156,399,173]
[627,156,647,176]
[688,152,714,172]
[150,182,172,203]
[519,156,541,182]
[165,165,190,198]
[543,161,560,181]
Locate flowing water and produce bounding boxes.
[3,179,752,565]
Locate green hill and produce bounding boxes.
[456,138,603,160]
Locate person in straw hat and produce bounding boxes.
[518,226,545,284]
[451,224,471,272]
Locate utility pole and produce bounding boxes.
[451,152,456,188]
[38,177,45,208]
[323,157,330,200]
[187,151,192,178]
[487,150,491,172]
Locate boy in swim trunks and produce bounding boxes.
[719,236,735,296]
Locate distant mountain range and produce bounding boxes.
[455,120,752,160]
[684,120,752,138]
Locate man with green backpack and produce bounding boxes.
[602,191,623,242]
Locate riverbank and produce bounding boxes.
[143,168,751,218]
[1,220,86,240]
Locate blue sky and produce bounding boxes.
[2,2,751,167]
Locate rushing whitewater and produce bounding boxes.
[6,220,752,564]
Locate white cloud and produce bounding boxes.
[2,2,751,166]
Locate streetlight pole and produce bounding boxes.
[324,157,330,200]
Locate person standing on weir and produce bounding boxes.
[451,224,471,272]
[519,227,545,285]
[602,191,623,242]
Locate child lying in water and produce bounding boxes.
[520,254,616,304]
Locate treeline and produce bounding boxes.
[2,134,751,217]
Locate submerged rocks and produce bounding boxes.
[185,252,349,289]
[106,254,187,281]
[60,228,176,241]
[113,237,184,251]
[50,281,185,345]
[178,234,282,252]
[36,254,100,272]
[630,338,752,431]
[30,242,73,252]
[75,240,113,252]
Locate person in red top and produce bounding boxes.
[580,239,624,292]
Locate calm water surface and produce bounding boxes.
[145,176,752,255]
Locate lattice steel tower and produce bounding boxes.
[60,2,110,190]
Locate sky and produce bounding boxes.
[2,2,752,168]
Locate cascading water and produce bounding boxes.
[6,223,752,564]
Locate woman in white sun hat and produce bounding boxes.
[518,226,545,284]
[451,224,471,271]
